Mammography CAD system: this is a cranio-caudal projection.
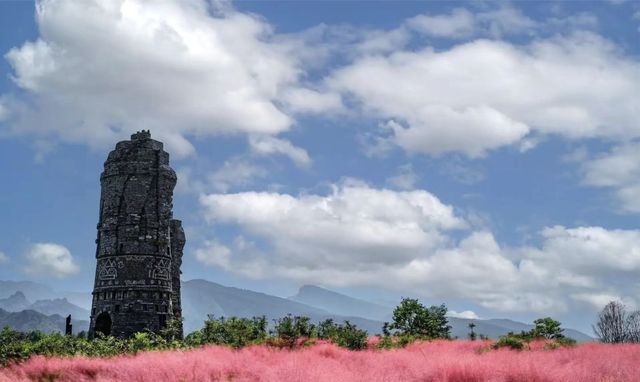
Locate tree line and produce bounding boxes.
[1,297,579,366]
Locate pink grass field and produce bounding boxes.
[2,340,640,382]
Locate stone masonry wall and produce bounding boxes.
[89,130,183,338]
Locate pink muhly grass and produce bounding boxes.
[2,340,640,382]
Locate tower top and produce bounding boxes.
[131,130,151,141]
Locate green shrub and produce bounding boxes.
[387,298,451,339]
[375,334,421,349]
[532,317,564,340]
[272,315,316,348]
[545,337,577,349]
[332,321,368,350]
[200,315,268,348]
[492,335,525,351]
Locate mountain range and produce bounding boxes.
[0,279,592,341]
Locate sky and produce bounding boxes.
[0,0,639,334]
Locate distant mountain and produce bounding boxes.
[29,298,89,321]
[0,281,53,301]
[181,279,384,334]
[0,291,31,312]
[289,285,390,321]
[0,308,89,334]
[446,317,591,341]
[285,285,593,341]
[0,290,89,322]
[0,279,592,341]
[0,280,91,310]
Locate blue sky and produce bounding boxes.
[0,0,639,333]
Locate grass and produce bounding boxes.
[1,339,639,382]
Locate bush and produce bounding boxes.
[387,298,450,339]
[198,315,268,348]
[532,317,565,340]
[492,335,525,351]
[272,315,316,348]
[332,321,368,350]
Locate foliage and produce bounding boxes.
[319,320,367,350]
[387,298,451,339]
[159,318,184,343]
[543,337,577,350]
[492,335,525,351]
[194,315,268,348]
[468,322,477,341]
[532,317,564,339]
[271,315,316,348]
[0,309,582,367]
[491,316,575,352]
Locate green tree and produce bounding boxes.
[272,315,316,348]
[468,322,477,341]
[200,315,268,348]
[532,317,564,339]
[388,298,451,339]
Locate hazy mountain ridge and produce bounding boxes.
[182,280,592,340]
[289,285,391,321]
[0,280,91,309]
[0,291,89,321]
[0,308,89,333]
[0,279,592,340]
[0,291,30,312]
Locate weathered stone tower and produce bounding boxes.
[89,130,184,338]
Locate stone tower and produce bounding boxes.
[89,131,184,338]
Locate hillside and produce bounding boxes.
[0,308,89,334]
[289,285,390,321]
[182,279,383,334]
[0,291,89,322]
[0,279,592,340]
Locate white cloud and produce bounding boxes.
[3,0,307,156]
[385,163,418,190]
[0,251,9,264]
[327,32,640,157]
[582,143,640,213]
[249,135,312,168]
[199,182,466,269]
[280,87,343,114]
[209,158,267,193]
[406,8,476,38]
[25,243,79,278]
[194,240,232,268]
[440,160,485,185]
[570,293,635,311]
[405,6,537,39]
[197,182,640,314]
[448,310,480,320]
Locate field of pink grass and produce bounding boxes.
[2,340,640,382]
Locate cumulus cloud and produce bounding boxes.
[385,163,418,190]
[3,0,308,156]
[194,240,232,268]
[249,135,311,168]
[448,310,480,320]
[406,8,476,38]
[200,182,465,269]
[209,158,267,193]
[196,182,640,313]
[0,251,9,264]
[404,6,576,40]
[25,243,79,278]
[279,87,343,114]
[581,142,640,213]
[327,32,640,157]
